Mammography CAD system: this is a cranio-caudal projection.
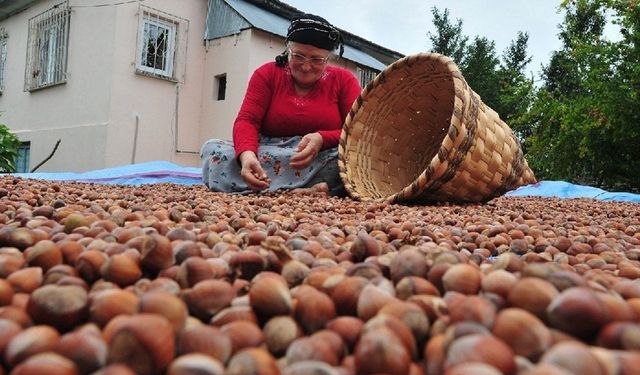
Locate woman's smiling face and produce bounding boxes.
[288,42,331,88]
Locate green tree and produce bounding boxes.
[527,0,640,190]
[427,7,468,64]
[461,36,501,110]
[427,7,534,147]
[495,32,535,146]
[0,123,20,173]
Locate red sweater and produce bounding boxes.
[233,62,361,156]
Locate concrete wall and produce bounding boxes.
[0,0,115,172]
[106,0,207,168]
[0,0,207,172]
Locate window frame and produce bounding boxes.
[136,11,178,80]
[24,1,70,91]
[215,74,226,101]
[0,30,7,94]
[15,142,31,173]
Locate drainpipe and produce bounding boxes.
[132,112,139,164]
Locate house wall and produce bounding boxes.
[0,0,207,172]
[106,0,207,168]
[1,0,370,173]
[0,0,116,172]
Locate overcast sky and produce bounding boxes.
[281,0,570,80]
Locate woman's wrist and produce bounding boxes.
[239,150,257,165]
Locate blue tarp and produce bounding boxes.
[9,161,640,203]
[11,161,202,186]
[505,180,640,203]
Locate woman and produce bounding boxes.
[200,13,361,195]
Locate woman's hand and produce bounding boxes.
[239,151,270,190]
[290,133,323,169]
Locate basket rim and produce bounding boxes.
[338,52,466,202]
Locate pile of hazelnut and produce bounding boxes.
[0,175,639,375]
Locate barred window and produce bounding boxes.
[25,2,70,91]
[0,31,7,94]
[136,10,178,80]
[357,66,378,88]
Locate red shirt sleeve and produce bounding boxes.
[232,64,274,157]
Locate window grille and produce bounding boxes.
[0,29,7,94]
[136,5,188,82]
[24,1,70,91]
[357,66,378,88]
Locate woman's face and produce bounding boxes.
[288,42,331,88]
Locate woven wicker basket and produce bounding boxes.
[338,52,536,203]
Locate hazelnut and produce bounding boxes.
[444,334,516,375]
[74,250,108,283]
[0,278,14,306]
[24,240,63,272]
[226,348,279,375]
[448,295,496,329]
[167,353,225,375]
[481,269,518,298]
[354,326,411,375]
[331,276,369,316]
[220,320,265,355]
[378,300,430,347]
[104,313,175,375]
[139,290,187,333]
[209,305,258,327]
[546,287,609,339]
[0,318,22,359]
[181,279,235,321]
[492,307,552,361]
[100,254,142,287]
[89,289,139,327]
[249,272,292,319]
[263,316,302,357]
[285,336,338,366]
[395,276,440,300]
[10,352,78,375]
[363,314,417,360]
[441,264,481,295]
[54,324,107,374]
[176,257,215,288]
[539,341,606,375]
[508,277,559,320]
[26,284,89,332]
[326,316,364,352]
[4,325,60,367]
[176,325,232,364]
[7,267,43,294]
[135,234,175,273]
[389,246,428,283]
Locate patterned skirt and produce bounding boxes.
[200,136,346,195]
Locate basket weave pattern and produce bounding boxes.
[338,53,536,203]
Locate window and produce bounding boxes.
[0,30,7,94]
[137,11,177,79]
[15,142,31,173]
[215,74,226,100]
[357,66,378,88]
[25,2,70,91]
